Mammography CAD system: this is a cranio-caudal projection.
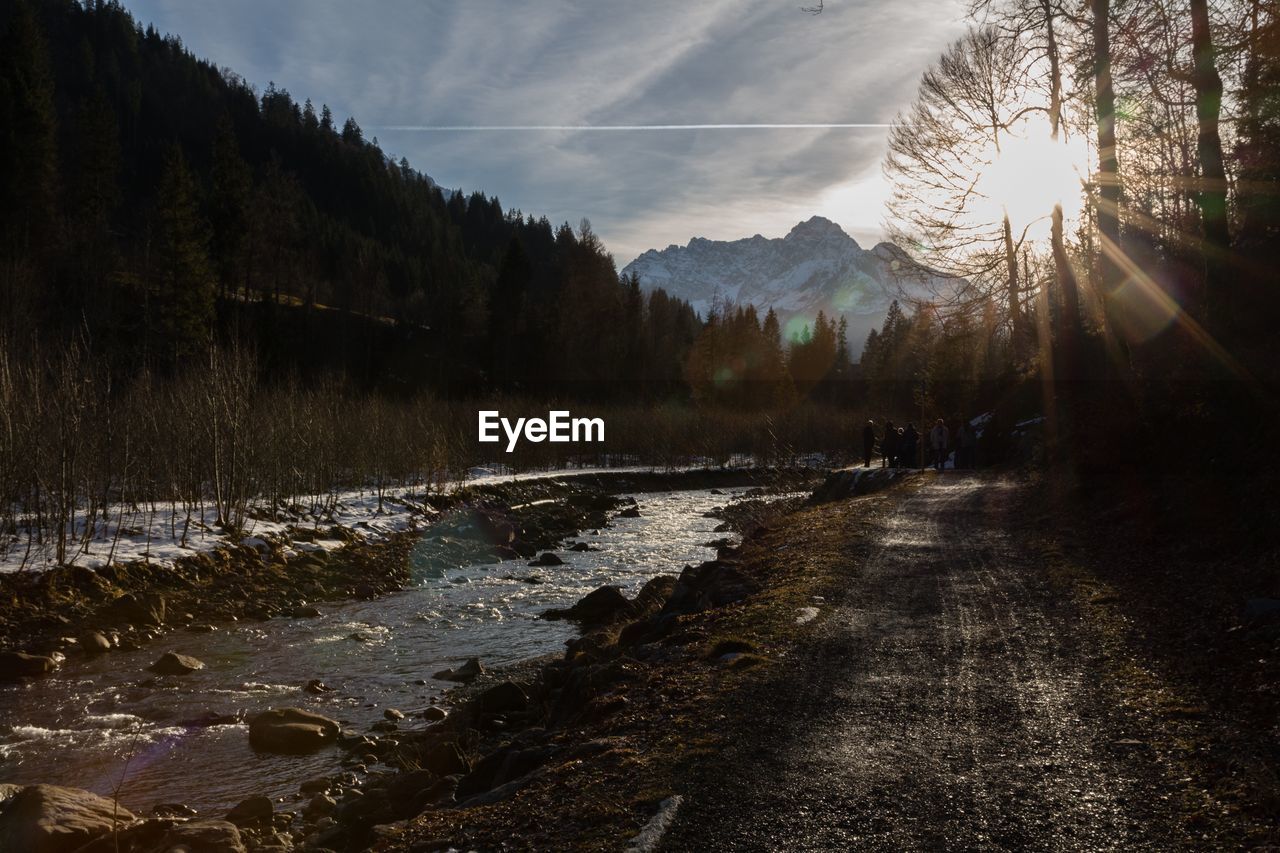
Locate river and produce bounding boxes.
[0,487,743,816]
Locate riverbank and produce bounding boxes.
[0,467,818,670]
[332,468,914,851]
[0,467,832,851]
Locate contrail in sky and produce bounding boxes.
[373,123,892,131]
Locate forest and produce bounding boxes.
[2,0,1279,564]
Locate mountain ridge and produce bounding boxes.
[621,216,945,345]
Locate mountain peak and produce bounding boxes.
[785,216,851,243]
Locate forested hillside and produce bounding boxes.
[0,0,712,396]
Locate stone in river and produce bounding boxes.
[292,605,322,618]
[432,657,483,683]
[225,795,273,826]
[303,679,332,694]
[384,708,405,721]
[80,631,111,655]
[149,651,205,675]
[0,651,59,681]
[528,552,564,567]
[0,783,136,853]
[422,706,448,722]
[249,708,341,754]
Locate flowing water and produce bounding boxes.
[0,487,744,816]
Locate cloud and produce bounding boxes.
[123,0,970,265]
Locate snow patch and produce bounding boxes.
[627,795,683,853]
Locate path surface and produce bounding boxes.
[663,473,1190,852]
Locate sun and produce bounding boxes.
[972,117,1090,240]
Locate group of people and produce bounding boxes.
[861,417,978,471]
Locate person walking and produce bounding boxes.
[881,421,898,468]
[903,422,920,469]
[929,418,949,471]
[862,420,876,468]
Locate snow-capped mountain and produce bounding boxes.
[622,216,948,348]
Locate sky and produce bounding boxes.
[122,0,970,266]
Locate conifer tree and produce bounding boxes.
[154,146,215,362]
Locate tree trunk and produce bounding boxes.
[1092,0,1122,297]
[1189,0,1231,320]
[1003,214,1027,361]
[1042,0,1082,362]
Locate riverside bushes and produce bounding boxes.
[0,340,859,571]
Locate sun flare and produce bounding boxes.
[972,118,1090,239]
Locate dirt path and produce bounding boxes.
[662,473,1199,851]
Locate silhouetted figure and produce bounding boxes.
[882,421,898,468]
[961,419,977,468]
[862,420,876,468]
[955,422,972,469]
[929,418,949,471]
[903,423,919,468]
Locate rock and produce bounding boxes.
[152,803,198,817]
[303,679,332,694]
[304,794,337,820]
[80,632,111,655]
[225,795,273,826]
[0,651,59,681]
[619,505,641,518]
[299,777,332,795]
[383,708,404,721]
[249,708,340,754]
[528,552,564,567]
[568,542,592,552]
[542,584,630,626]
[0,784,136,853]
[423,742,470,777]
[354,582,377,600]
[152,819,246,853]
[492,545,519,561]
[432,657,483,683]
[112,592,165,626]
[478,681,528,714]
[664,560,758,614]
[292,605,322,618]
[149,652,205,675]
[422,707,448,722]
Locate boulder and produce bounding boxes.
[383,708,404,721]
[149,652,204,675]
[248,708,340,754]
[542,585,630,626]
[152,819,246,853]
[304,794,337,820]
[432,657,483,683]
[151,803,197,818]
[422,706,448,722]
[0,784,135,853]
[528,552,564,567]
[80,632,111,655]
[0,651,59,681]
[112,592,165,626]
[423,741,470,777]
[618,505,641,518]
[292,605,322,618]
[224,795,273,826]
[478,681,528,714]
[663,560,758,614]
